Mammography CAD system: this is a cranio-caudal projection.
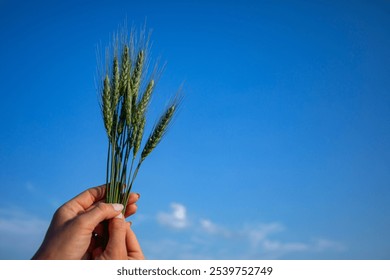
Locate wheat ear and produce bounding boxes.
[137,79,154,116]
[119,46,130,95]
[112,56,120,109]
[102,75,112,137]
[131,50,144,102]
[133,115,146,157]
[141,104,176,162]
[124,76,133,127]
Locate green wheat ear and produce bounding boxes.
[141,104,177,162]
[119,46,130,94]
[99,25,181,208]
[137,79,154,116]
[124,77,133,127]
[112,56,120,109]
[102,75,112,137]
[131,50,144,102]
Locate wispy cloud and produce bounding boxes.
[0,208,49,259]
[149,202,346,259]
[200,219,231,238]
[244,222,284,247]
[312,238,346,252]
[157,203,189,229]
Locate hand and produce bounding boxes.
[32,185,144,260]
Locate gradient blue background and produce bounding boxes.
[0,0,389,259]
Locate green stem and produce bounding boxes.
[108,138,117,203]
[105,141,111,202]
[124,160,142,204]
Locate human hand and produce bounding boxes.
[32,185,144,260]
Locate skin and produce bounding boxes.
[32,185,144,260]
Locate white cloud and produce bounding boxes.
[0,208,48,232]
[149,202,346,259]
[244,223,284,247]
[200,219,218,233]
[200,219,231,237]
[157,203,188,229]
[312,238,346,252]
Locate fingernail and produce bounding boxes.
[129,221,132,226]
[112,203,124,212]
[136,193,141,199]
[115,213,124,219]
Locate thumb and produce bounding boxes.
[76,203,124,230]
[102,216,127,259]
[126,223,145,259]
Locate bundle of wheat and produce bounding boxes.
[98,27,181,211]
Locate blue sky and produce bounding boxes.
[0,0,389,259]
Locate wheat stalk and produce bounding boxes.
[99,26,181,210]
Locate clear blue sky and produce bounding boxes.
[0,0,389,259]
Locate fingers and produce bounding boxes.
[75,202,124,230]
[86,190,140,217]
[126,192,140,204]
[126,223,144,260]
[124,193,140,217]
[102,217,128,259]
[60,183,140,224]
[64,185,106,213]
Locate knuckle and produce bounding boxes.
[95,202,110,213]
[72,215,87,228]
[53,204,73,220]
